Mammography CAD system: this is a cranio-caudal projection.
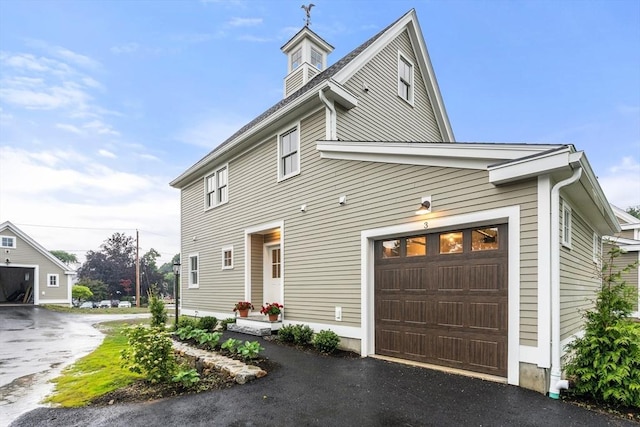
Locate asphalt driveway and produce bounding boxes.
[8,316,636,427]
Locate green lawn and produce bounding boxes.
[44,320,146,407]
[42,304,149,315]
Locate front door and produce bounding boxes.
[263,244,282,304]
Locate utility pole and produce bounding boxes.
[135,229,140,308]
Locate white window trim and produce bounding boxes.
[47,273,59,287]
[561,199,572,249]
[188,253,199,289]
[221,245,234,270]
[277,123,301,182]
[1,234,16,249]
[592,232,600,264]
[204,163,229,210]
[397,51,414,106]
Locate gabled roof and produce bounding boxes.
[171,9,453,188]
[611,205,640,228]
[0,221,75,274]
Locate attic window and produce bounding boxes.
[398,52,414,105]
[561,200,572,249]
[311,47,322,69]
[1,235,16,248]
[291,48,302,70]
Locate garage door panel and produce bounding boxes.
[375,224,508,377]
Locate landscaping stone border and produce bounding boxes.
[172,340,267,384]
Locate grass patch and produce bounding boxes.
[44,319,147,407]
[42,304,149,315]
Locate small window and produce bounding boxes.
[189,254,199,288]
[205,164,228,209]
[398,52,414,104]
[561,200,572,248]
[592,233,600,264]
[440,232,463,254]
[1,235,16,248]
[382,240,400,258]
[406,236,426,256]
[222,245,233,270]
[279,126,300,180]
[472,227,499,251]
[291,48,302,69]
[271,248,281,279]
[311,47,323,69]
[47,274,59,287]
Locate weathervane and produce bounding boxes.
[301,3,315,27]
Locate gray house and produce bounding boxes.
[0,221,75,305]
[170,10,619,396]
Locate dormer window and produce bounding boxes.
[311,47,323,69]
[291,48,302,70]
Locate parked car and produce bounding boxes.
[99,300,111,308]
[79,301,95,309]
[118,301,131,308]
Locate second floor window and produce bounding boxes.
[279,127,300,179]
[205,165,228,208]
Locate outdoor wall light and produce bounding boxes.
[415,196,432,215]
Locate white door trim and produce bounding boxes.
[361,205,521,386]
[244,220,285,305]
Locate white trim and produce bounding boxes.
[204,163,229,210]
[277,123,301,182]
[537,175,551,368]
[282,320,361,340]
[561,199,572,249]
[519,345,540,365]
[47,273,59,287]
[188,253,199,288]
[244,220,285,307]
[263,242,283,306]
[397,50,414,106]
[361,205,521,386]
[221,245,234,270]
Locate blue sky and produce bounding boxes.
[1,0,638,264]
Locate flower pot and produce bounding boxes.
[238,309,249,318]
[268,313,278,322]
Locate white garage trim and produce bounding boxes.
[361,205,521,386]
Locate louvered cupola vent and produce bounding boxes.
[281,27,334,98]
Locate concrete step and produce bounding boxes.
[229,315,282,337]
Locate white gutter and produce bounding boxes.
[318,89,337,140]
[548,166,582,399]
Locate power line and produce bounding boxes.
[15,223,169,236]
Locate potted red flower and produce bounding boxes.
[260,302,283,321]
[233,301,254,317]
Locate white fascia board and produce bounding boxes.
[574,152,620,233]
[621,223,640,230]
[612,205,640,226]
[324,80,357,109]
[488,148,573,185]
[317,141,561,170]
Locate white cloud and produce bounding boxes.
[228,17,262,27]
[98,149,116,158]
[110,43,140,55]
[139,153,160,161]
[55,123,83,134]
[599,156,640,209]
[238,34,272,43]
[176,114,248,149]
[83,119,120,136]
[24,40,102,70]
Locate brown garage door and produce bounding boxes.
[375,224,508,377]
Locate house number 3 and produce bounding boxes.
[423,222,429,229]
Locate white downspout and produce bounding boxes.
[318,89,337,140]
[548,166,582,399]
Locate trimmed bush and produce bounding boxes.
[312,330,340,354]
[277,324,296,343]
[292,324,314,345]
[177,316,198,330]
[198,316,218,332]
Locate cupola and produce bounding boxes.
[281,26,333,98]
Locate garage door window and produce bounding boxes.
[439,232,463,254]
[382,240,400,258]
[406,236,426,256]
[472,227,499,251]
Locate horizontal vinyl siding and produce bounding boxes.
[559,201,600,340]
[604,246,639,311]
[250,234,264,305]
[338,29,442,142]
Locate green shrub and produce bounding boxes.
[198,316,218,332]
[277,325,296,343]
[312,330,340,354]
[148,290,167,328]
[220,317,236,331]
[292,324,314,345]
[121,325,176,384]
[238,341,264,360]
[177,316,198,330]
[564,247,640,408]
[175,325,195,340]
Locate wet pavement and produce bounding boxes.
[0,305,149,426]
[8,324,637,427]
